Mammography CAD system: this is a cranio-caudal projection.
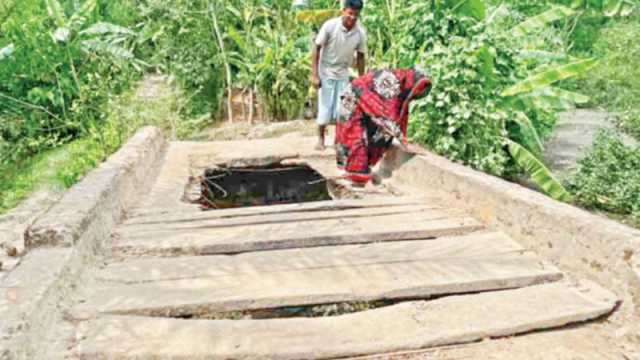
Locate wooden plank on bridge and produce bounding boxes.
[73,281,618,360]
[75,232,562,319]
[125,197,436,225]
[119,204,452,234]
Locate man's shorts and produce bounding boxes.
[316,77,348,126]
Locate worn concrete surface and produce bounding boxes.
[4,127,638,359]
[112,212,482,256]
[25,127,167,249]
[385,144,640,355]
[94,231,534,283]
[72,281,617,360]
[0,249,73,358]
[357,326,632,360]
[72,232,562,319]
[1,127,167,359]
[0,188,65,278]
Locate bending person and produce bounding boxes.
[335,67,432,184]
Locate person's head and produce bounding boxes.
[408,66,432,101]
[342,0,363,30]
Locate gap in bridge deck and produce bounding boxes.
[156,300,399,320]
[196,161,346,210]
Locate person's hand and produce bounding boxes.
[311,74,321,88]
[397,137,409,151]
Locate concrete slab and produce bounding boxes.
[4,127,168,359]
[97,231,527,283]
[385,145,640,337]
[0,248,73,359]
[356,326,627,360]
[74,232,562,318]
[124,197,434,225]
[72,281,618,360]
[25,127,167,249]
[120,204,448,233]
[113,212,484,256]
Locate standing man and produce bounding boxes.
[311,0,366,151]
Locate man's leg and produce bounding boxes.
[326,79,348,145]
[316,125,326,150]
[315,78,334,150]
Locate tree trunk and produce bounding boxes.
[248,87,255,125]
[209,1,233,123]
[241,88,247,122]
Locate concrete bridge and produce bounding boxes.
[2,127,639,359]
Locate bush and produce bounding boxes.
[569,18,640,138]
[568,132,640,220]
[134,0,224,118]
[407,23,514,176]
[0,0,144,165]
[399,4,559,178]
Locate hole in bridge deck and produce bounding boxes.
[197,163,334,210]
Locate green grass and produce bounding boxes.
[0,145,70,214]
[0,76,185,215]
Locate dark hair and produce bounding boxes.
[343,0,363,11]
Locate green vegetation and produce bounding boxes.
[565,16,640,222]
[568,132,640,223]
[0,76,181,213]
[572,18,640,137]
[1,0,639,221]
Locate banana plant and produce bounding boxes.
[498,58,597,200]
[510,5,575,37]
[45,0,138,61]
[481,5,595,201]
[501,58,598,97]
[506,139,573,202]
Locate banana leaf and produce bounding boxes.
[511,6,575,37]
[501,58,598,97]
[511,112,544,154]
[619,0,637,16]
[538,87,590,104]
[517,50,569,63]
[81,39,133,59]
[506,139,573,202]
[523,86,590,111]
[80,22,134,36]
[448,0,486,21]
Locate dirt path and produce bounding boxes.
[543,109,637,179]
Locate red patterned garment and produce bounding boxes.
[335,68,432,184]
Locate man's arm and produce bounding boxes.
[356,51,365,77]
[311,44,322,88]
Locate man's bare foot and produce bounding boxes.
[314,142,326,151]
